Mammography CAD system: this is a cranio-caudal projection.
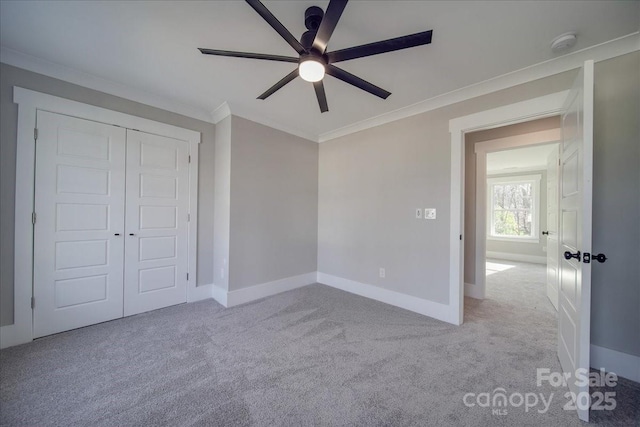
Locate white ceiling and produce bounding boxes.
[487,144,559,174]
[1,1,638,140]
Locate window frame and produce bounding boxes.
[486,174,541,243]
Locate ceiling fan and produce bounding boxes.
[198,0,433,113]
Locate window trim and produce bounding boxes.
[487,174,541,243]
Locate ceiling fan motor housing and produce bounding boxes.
[305,6,324,31]
[300,30,317,50]
[302,6,325,51]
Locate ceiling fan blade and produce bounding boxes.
[327,30,432,63]
[313,81,329,113]
[312,0,348,54]
[198,48,298,63]
[245,0,306,55]
[257,69,299,100]
[326,65,390,99]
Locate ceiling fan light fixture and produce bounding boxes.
[299,57,325,82]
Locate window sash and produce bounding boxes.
[487,174,541,241]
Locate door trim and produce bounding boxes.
[448,89,570,325]
[1,87,201,348]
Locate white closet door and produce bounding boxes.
[33,111,126,338]
[124,130,190,316]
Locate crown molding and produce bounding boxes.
[318,32,640,143]
[0,46,213,124]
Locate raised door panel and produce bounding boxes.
[124,130,189,316]
[33,111,126,338]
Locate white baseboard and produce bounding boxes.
[225,272,317,307]
[317,272,456,325]
[464,282,484,299]
[212,284,228,307]
[0,323,31,349]
[486,251,547,265]
[187,283,214,303]
[591,344,640,383]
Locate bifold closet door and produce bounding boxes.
[123,130,190,316]
[33,111,126,338]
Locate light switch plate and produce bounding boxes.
[425,208,436,219]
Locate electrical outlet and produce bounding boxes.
[424,208,436,220]
[415,208,422,219]
[379,268,385,278]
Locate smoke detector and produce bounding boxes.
[551,33,577,53]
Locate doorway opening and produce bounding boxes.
[463,116,561,312]
[450,63,594,422]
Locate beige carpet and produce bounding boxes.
[1,261,638,426]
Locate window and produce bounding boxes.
[487,174,541,241]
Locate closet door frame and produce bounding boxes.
[3,87,202,349]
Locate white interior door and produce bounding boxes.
[33,111,126,338]
[558,60,594,422]
[124,130,190,316]
[546,145,560,311]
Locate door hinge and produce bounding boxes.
[32,212,36,225]
[31,297,35,309]
[34,128,38,141]
[187,213,190,222]
[186,273,189,281]
[460,234,462,241]
[188,155,191,164]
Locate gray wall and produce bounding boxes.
[485,170,548,259]
[318,115,452,303]
[318,52,639,357]
[229,116,318,290]
[591,52,640,357]
[0,63,215,326]
[319,70,575,305]
[467,116,561,144]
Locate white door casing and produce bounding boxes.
[449,90,569,325]
[124,130,190,316]
[557,60,594,422]
[546,145,560,311]
[33,111,126,338]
